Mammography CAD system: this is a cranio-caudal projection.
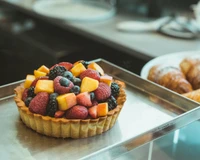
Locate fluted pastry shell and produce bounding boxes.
[14,81,126,139]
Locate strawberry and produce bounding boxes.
[80,69,100,81]
[22,88,28,102]
[58,62,73,70]
[94,82,111,101]
[66,105,88,119]
[88,105,98,118]
[54,110,65,118]
[29,92,49,115]
[54,76,74,94]
[76,92,92,107]
[31,76,49,87]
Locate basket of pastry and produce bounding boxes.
[14,60,126,138]
[147,56,200,103]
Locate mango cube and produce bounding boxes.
[100,75,113,86]
[80,77,99,93]
[70,63,86,77]
[24,74,36,88]
[88,62,104,76]
[56,93,77,111]
[34,80,54,94]
[37,65,49,74]
[97,103,108,117]
[34,70,47,78]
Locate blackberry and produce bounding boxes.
[111,82,120,97]
[46,93,58,117]
[107,96,117,111]
[49,66,66,80]
[25,97,33,107]
[27,86,35,98]
[70,85,80,95]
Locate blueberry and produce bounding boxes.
[70,85,80,95]
[90,92,95,100]
[25,97,33,107]
[63,71,73,81]
[59,77,70,87]
[72,77,81,86]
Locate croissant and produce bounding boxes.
[179,57,200,75]
[148,64,193,94]
[180,57,200,90]
[182,89,200,103]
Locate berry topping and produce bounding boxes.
[24,97,33,107]
[70,85,80,95]
[49,66,66,80]
[22,88,28,101]
[81,61,90,68]
[54,110,65,118]
[76,92,92,107]
[80,69,100,81]
[94,82,111,101]
[54,76,74,94]
[111,82,120,97]
[107,96,117,111]
[72,77,81,86]
[90,92,95,100]
[62,71,73,81]
[27,86,36,98]
[59,77,70,87]
[46,93,58,117]
[66,105,88,119]
[58,62,73,70]
[29,92,49,115]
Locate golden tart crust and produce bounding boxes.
[14,80,126,138]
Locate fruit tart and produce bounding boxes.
[14,60,126,138]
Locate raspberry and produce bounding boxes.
[22,88,28,101]
[80,69,100,81]
[94,82,111,101]
[29,92,49,115]
[49,65,66,80]
[66,105,88,119]
[54,76,74,94]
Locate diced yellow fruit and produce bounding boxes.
[56,93,77,111]
[34,70,47,78]
[70,63,86,77]
[97,103,108,117]
[37,65,49,74]
[24,74,36,88]
[100,75,113,86]
[88,62,104,76]
[34,80,54,94]
[80,77,99,93]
